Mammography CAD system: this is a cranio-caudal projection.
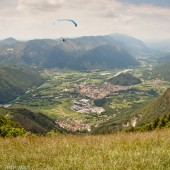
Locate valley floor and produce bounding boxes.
[0,129,170,170]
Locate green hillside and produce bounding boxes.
[108,73,142,86]
[151,62,170,81]
[11,108,68,134]
[126,113,170,132]
[91,88,170,134]
[0,108,68,135]
[0,65,45,103]
[124,88,170,132]
[136,88,170,126]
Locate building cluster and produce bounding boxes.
[0,104,11,108]
[77,82,131,99]
[71,99,105,114]
[56,117,91,132]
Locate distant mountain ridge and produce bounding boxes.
[148,40,170,52]
[0,34,158,70]
[107,33,158,55]
[0,37,20,45]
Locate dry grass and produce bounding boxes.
[0,129,170,170]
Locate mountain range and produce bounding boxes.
[0,33,159,70]
[148,40,170,52]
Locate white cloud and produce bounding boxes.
[17,0,64,12]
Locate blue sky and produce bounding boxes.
[120,0,170,7]
[0,0,170,42]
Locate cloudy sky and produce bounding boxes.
[1,0,170,42]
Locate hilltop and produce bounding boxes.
[0,37,19,45]
[108,72,142,86]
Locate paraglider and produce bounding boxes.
[53,19,77,42]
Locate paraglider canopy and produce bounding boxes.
[53,19,77,27]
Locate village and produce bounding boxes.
[55,112,117,132]
[55,117,91,132]
[76,82,131,99]
[55,82,132,132]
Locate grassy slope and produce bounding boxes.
[0,129,170,169]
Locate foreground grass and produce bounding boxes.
[0,129,170,170]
